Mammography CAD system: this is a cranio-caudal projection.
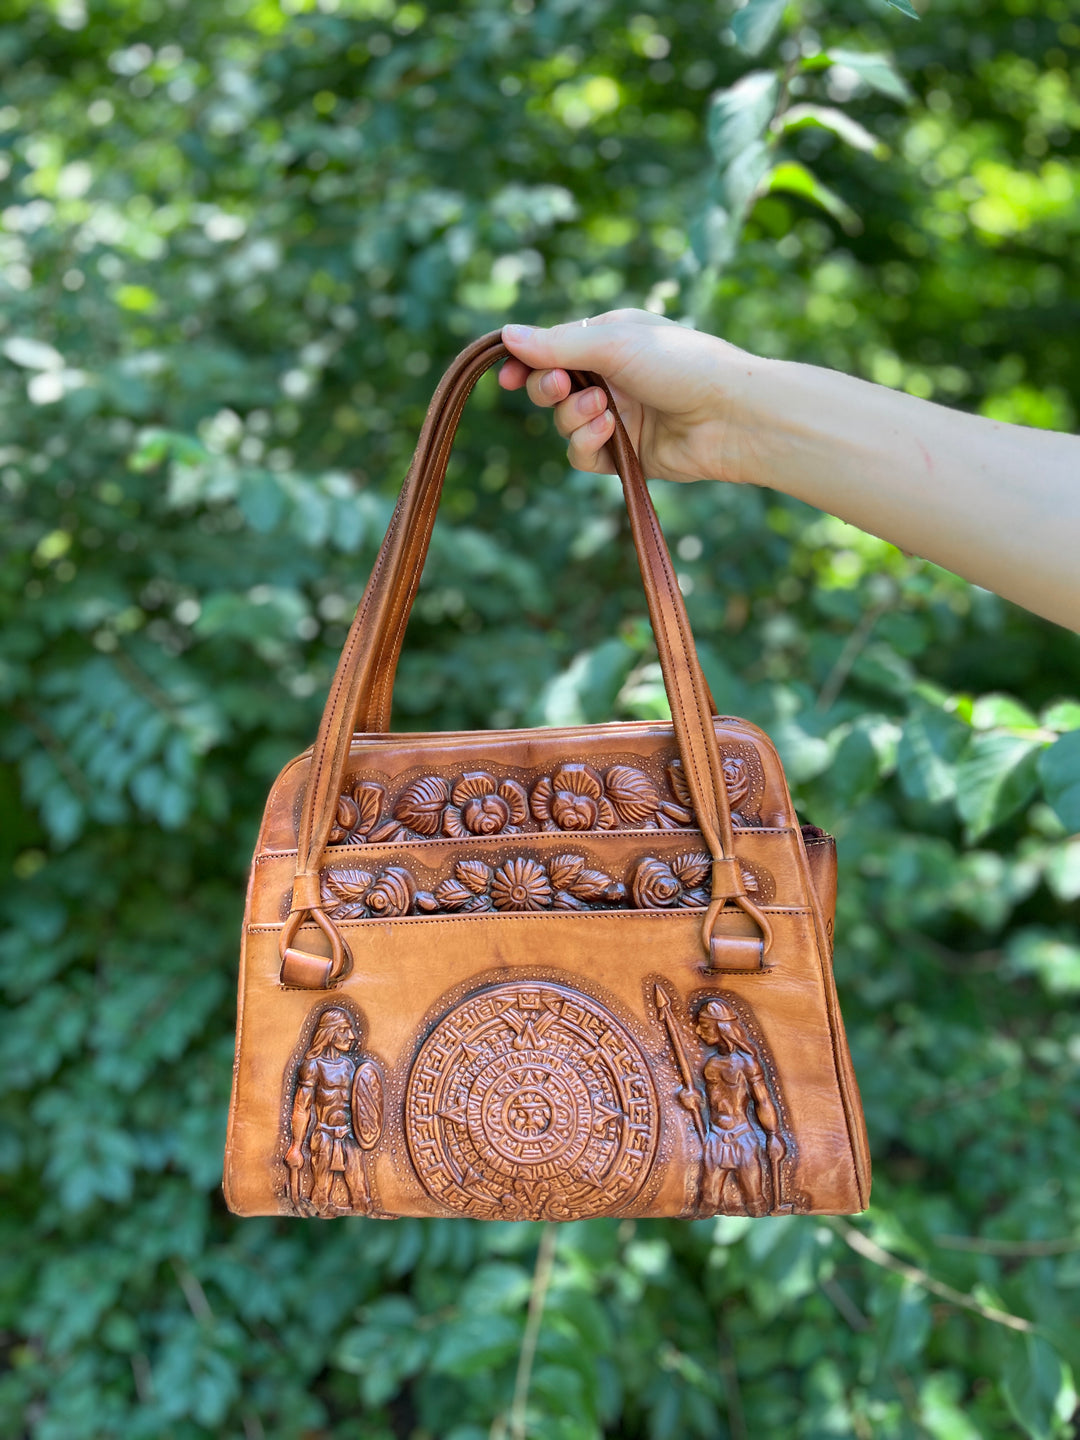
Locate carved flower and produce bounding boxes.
[328,780,387,844]
[320,864,415,919]
[631,858,683,910]
[491,858,553,911]
[666,756,757,826]
[394,775,450,837]
[603,765,661,827]
[630,851,761,911]
[723,757,751,810]
[365,866,414,918]
[443,773,529,837]
[531,765,615,832]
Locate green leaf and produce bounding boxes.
[766,161,861,233]
[822,48,913,104]
[430,1313,521,1377]
[720,138,773,217]
[238,471,286,533]
[897,707,970,804]
[1005,927,1080,995]
[706,71,779,169]
[777,104,884,157]
[1041,700,1080,733]
[970,693,1039,731]
[828,720,882,807]
[1038,730,1080,832]
[954,731,1043,839]
[884,0,920,16]
[535,638,636,726]
[873,1280,931,1368]
[1002,1334,1067,1440]
[731,0,787,57]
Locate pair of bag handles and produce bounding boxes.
[280,331,771,983]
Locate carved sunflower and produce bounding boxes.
[490,857,553,911]
[443,772,529,837]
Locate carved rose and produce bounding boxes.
[631,858,683,909]
[365,866,414,918]
[328,780,387,844]
[630,851,761,911]
[394,775,450,836]
[666,756,756,825]
[444,773,529,837]
[723,757,751,809]
[491,857,553,911]
[531,765,615,832]
[320,864,414,919]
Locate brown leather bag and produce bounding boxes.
[224,331,870,1222]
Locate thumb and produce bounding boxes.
[500,312,671,375]
[500,319,620,374]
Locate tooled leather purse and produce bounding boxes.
[224,331,870,1222]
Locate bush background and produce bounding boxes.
[1,0,1078,1436]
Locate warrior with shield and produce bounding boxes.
[284,1006,383,1216]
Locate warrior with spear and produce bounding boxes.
[656,987,787,1216]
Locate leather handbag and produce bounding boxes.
[223,331,870,1222]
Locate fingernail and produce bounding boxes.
[503,324,535,342]
[589,410,612,434]
[541,371,562,397]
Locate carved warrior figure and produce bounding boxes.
[659,990,786,1216]
[284,1007,383,1216]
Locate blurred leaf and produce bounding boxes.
[820,48,913,103]
[897,707,970,804]
[1002,1334,1068,1440]
[707,72,779,170]
[777,104,885,157]
[1037,730,1080,832]
[954,732,1043,840]
[766,161,861,233]
[731,0,787,57]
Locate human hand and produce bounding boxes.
[766,1133,786,1163]
[499,309,763,485]
[677,1087,704,1115]
[284,1143,306,1170]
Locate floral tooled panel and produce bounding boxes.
[325,752,766,848]
[309,850,776,921]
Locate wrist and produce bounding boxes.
[699,342,786,488]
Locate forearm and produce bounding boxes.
[731,357,1079,631]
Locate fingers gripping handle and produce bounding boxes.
[281,332,762,986]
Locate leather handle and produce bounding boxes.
[354,369,719,733]
[282,331,766,984]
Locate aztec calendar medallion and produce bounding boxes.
[405,981,660,1220]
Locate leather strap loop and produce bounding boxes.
[282,330,768,978]
[289,872,322,914]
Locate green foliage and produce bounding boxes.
[1,0,1078,1436]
